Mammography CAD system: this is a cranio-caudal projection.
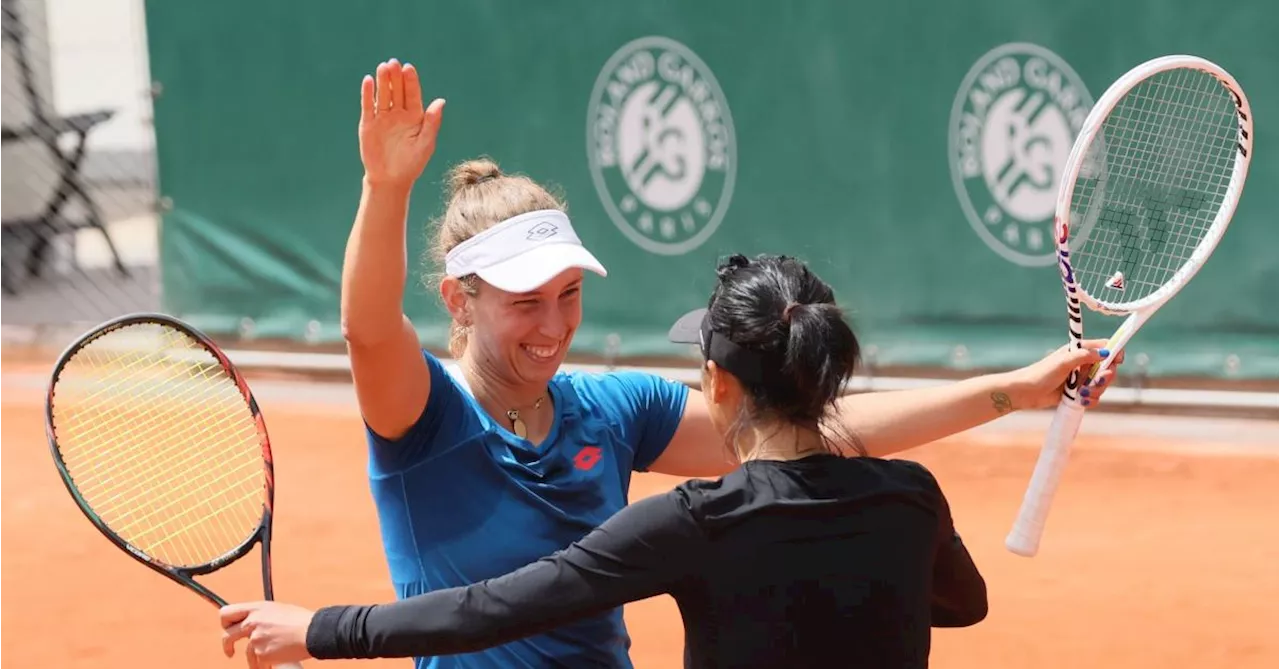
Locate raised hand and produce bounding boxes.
[359,58,446,189]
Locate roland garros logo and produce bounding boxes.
[587,36,737,256]
[949,43,1095,267]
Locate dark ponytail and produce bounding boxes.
[705,254,861,437]
[782,302,860,421]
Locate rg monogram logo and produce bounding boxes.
[574,446,603,471]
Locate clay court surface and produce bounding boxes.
[3,362,1276,668]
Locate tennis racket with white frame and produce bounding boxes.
[1005,55,1253,557]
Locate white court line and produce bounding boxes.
[6,371,1275,457]
[212,349,1279,411]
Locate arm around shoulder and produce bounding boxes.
[306,490,703,659]
[833,341,1122,457]
[648,388,738,478]
[579,371,712,476]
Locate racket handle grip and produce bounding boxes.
[274,663,304,669]
[1005,398,1087,557]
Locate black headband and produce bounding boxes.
[668,308,782,387]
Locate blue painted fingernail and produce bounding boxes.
[1081,387,1090,397]
[1096,377,1107,386]
[1100,349,1111,357]
[1082,399,1091,406]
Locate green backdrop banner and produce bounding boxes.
[145,1,1278,379]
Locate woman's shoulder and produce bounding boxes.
[829,456,946,499]
[560,367,686,392]
[363,350,486,465]
[558,368,689,412]
[865,456,942,485]
[673,456,947,525]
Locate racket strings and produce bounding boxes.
[65,341,253,504]
[1073,71,1232,287]
[1083,73,1226,281]
[60,336,263,566]
[51,324,267,569]
[58,337,261,566]
[1069,67,1239,304]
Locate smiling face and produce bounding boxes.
[444,269,584,386]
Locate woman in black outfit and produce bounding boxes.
[220,253,988,668]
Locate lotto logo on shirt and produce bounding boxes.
[574,446,603,471]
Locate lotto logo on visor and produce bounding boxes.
[444,210,608,294]
[526,221,559,241]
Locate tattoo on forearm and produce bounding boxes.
[990,392,1014,415]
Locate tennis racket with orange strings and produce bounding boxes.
[45,313,303,669]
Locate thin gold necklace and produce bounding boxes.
[507,397,545,439]
[745,443,827,462]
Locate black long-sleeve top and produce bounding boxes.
[307,454,987,668]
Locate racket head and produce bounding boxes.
[45,313,277,589]
[1009,58,1252,557]
[1053,55,1252,318]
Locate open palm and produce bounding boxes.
[359,59,445,188]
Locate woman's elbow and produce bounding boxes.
[341,314,397,348]
[932,588,989,627]
[945,597,988,627]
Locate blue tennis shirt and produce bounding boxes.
[365,350,689,668]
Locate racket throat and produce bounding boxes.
[1091,310,1150,381]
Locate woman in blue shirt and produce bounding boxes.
[221,253,990,668]
[306,60,1120,669]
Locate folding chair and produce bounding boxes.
[1,0,127,295]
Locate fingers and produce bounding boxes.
[375,61,392,112]
[220,603,256,627]
[360,75,374,123]
[387,58,405,110]
[1061,345,1105,370]
[403,63,424,113]
[1078,368,1115,406]
[227,628,267,669]
[222,634,236,659]
[1076,339,1125,365]
[419,97,446,143]
[369,59,429,121]
[220,604,259,658]
[224,621,250,654]
[426,97,446,119]
[1074,344,1123,407]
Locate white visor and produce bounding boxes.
[443,209,608,293]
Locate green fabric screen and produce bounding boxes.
[145,0,1278,379]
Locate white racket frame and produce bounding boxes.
[1005,55,1254,558]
